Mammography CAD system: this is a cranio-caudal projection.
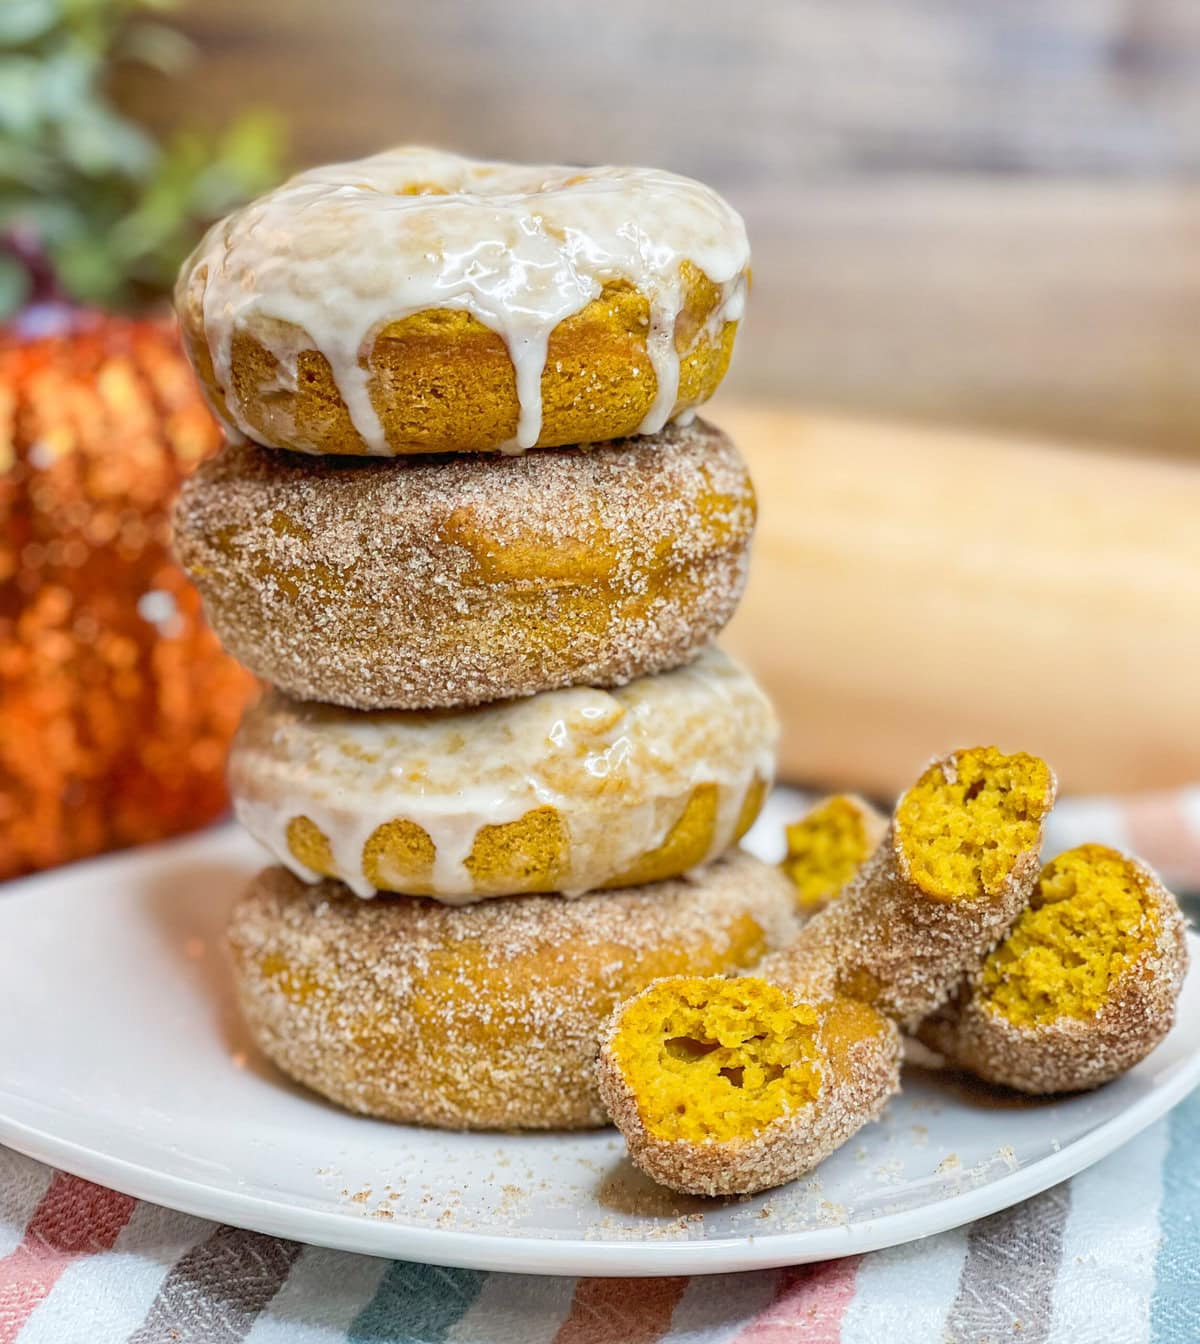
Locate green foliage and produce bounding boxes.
[0,0,284,316]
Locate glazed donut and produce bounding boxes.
[597,978,900,1196]
[762,747,1057,1030]
[176,148,749,456]
[228,852,798,1130]
[781,794,887,914]
[919,845,1188,1093]
[173,419,754,711]
[229,646,776,902]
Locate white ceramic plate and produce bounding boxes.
[0,815,1197,1276]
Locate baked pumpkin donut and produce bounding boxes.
[176,147,750,456]
[229,646,776,902]
[597,978,900,1196]
[780,794,887,914]
[762,747,1057,1030]
[919,845,1188,1093]
[228,851,798,1130]
[173,419,754,710]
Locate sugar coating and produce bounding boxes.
[597,985,900,1196]
[173,419,755,710]
[228,645,778,901]
[762,747,1058,1031]
[227,851,799,1131]
[919,846,1189,1092]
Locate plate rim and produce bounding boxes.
[2,1029,1198,1276]
[0,829,1197,1276]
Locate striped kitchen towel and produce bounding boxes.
[0,1097,1196,1344]
[0,786,1197,1344]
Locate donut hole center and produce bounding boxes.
[982,844,1158,1026]
[613,977,822,1143]
[896,746,1054,900]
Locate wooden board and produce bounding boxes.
[712,402,1200,796]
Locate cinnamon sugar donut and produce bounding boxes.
[919,845,1188,1093]
[176,148,749,456]
[173,420,755,710]
[762,747,1057,1030]
[228,851,798,1130]
[229,646,776,902]
[597,979,900,1196]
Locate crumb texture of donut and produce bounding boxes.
[781,795,886,912]
[227,851,798,1130]
[983,843,1158,1026]
[187,277,738,457]
[761,746,1058,1030]
[918,844,1188,1094]
[597,978,901,1196]
[173,419,755,709]
[607,977,823,1143]
[896,746,1056,901]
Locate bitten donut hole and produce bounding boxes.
[612,977,823,1143]
[896,746,1054,901]
[782,796,877,911]
[982,844,1157,1027]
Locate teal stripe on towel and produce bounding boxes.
[1151,1088,1200,1344]
[348,1261,486,1344]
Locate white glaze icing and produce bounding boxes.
[228,646,777,902]
[177,147,750,453]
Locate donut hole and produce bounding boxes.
[896,746,1054,900]
[981,844,1158,1027]
[611,976,823,1143]
[782,795,880,912]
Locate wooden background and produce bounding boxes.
[117,0,1200,457]
[115,1,1200,794]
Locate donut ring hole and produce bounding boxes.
[982,844,1159,1027]
[896,746,1055,901]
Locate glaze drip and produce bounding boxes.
[227,646,778,902]
[177,148,751,454]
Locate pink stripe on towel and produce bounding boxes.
[1122,793,1200,888]
[732,1256,862,1343]
[0,1173,136,1344]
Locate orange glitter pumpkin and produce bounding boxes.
[0,313,256,880]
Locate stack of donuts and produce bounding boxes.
[172,147,794,1130]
